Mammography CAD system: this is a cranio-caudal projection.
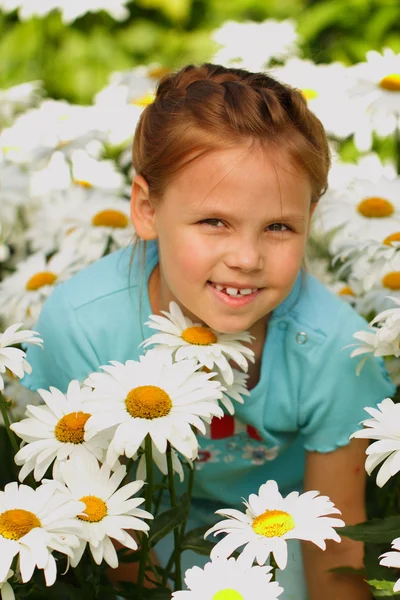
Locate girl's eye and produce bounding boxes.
[267,223,290,232]
[200,219,225,228]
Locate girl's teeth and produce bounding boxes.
[226,287,239,296]
[211,283,258,296]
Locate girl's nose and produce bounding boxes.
[224,237,264,272]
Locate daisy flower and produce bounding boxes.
[316,177,400,249]
[171,556,283,600]
[27,190,133,259]
[206,480,344,570]
[71,149,127,194]
[350,299,400,361]
[354,253,400,315]
[1,374,40,422]
[350,398,400,487]
[0,99,106,166]
[0,81,42,127]
[211,19,299,71]
[142,302,255,386]
[47,455,153,569]
[333,239,400,292]
[94,65,165,107]
[0,570,14,600]
[327,281,357,306]
[349,49,400,129]
[11,380,110,482]
[0,481,83,586]
[84,349,224,468]
[217,368,250,415]
[0,248,79,327]
[380,537,400,592]
[0,323,43,392]
[61,0,130,23]
[272,58,359,139]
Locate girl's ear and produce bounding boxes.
[130,175,158,240]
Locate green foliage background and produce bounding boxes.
[0,0,399,104]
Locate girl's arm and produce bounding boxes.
[302,438,371,600]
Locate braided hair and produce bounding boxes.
[133,63,330,203]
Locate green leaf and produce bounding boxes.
[368,579,400,596]
[341,516,400,543]
[136,0,192,23]
[149,496,189,546]
[181,526,216,557]
[369,579,397,591]
[297,1,347,40]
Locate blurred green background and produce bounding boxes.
[1,0,399,104]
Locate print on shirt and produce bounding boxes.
[196,414,280,469]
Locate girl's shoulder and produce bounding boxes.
[59,242,157,311]
[21,242,158,393]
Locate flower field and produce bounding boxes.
[1,1,400,598]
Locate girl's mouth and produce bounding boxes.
[207,281,261,305]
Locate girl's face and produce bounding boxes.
[138,145,315,334]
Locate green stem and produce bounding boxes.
[180,463,195,539]
[269,554,278,582]
[162,551,175,587]
[137,435,153,595]
[166,444,182,591]
[0,392,20,456]
[153,475,167,516]
[396,124,400,176]
[147,556,162,585]
[103,235,113,257]
[73,555,93,599]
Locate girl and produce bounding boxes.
[22,64,394,599]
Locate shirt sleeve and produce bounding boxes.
[298,302,396,453]
[21,284,101,393]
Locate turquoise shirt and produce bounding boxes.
[21,241,395,599]
[22,240,395,506]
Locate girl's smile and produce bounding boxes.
[207,280,262,307]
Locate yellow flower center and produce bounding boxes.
[383,232,400,246]
[379,74,400,92]
[133,93,156,107]
[212,591,244,600]
[54,411,91,444]
[0,509,41,540]
[91,209,129,229]
[338,285,354,296]
[382,272,400,290]
[25,271,57,291]
[252,509,295,538]
[148,66,171,80]
[56,140,71,149]
[125,385,172,419]
[74,179,93,188]
[301,88,318,101]
[357,197,394,218]
[181,326,218,345]
[79,495,107,523]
